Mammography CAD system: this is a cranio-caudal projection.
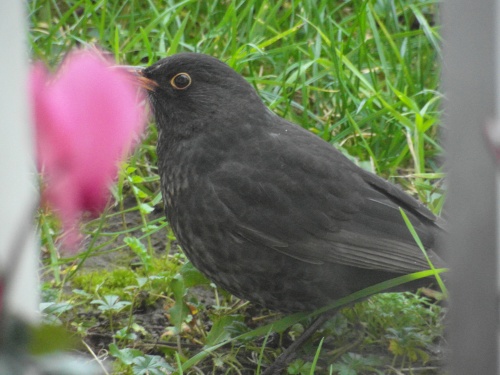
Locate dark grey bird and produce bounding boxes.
[138,52,445,313]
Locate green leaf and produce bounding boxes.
[399,208,448,296]
[109,344,144,365]
[132,354,174,374]
[90,295,131,312]
[205,315,244,347]
[168,275,190,332]
[124,236,152,271]
[139,202,154,214]
[179,261,210,288]
[167,12,190,55]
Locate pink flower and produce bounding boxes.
[31,49,146,250]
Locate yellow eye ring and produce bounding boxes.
[170,72,192,90]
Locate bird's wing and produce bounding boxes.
[234,223,436,273]
[206,125,444,275]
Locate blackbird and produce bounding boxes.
[138,53,445,313]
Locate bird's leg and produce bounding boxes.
[261,310,336,375]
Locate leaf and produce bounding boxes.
[40,301,73,315]
[331,353,384,375]
[167,12,190,55]
[139,202,154,214]
[168,275,190,332]
[132,354,174,374]
[205,315,244,347]
[90,295,131,312]
[109,344,144,365]
[124,236,152,271]
[399,208,448,296]
[179,262,210,288]
[287,359,313,375]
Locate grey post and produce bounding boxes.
[442,0,498,373]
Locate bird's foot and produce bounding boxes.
[261,311,335,375]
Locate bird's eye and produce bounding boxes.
[170,73,192,90]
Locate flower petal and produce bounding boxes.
[31,49,146,251]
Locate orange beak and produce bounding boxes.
[118,65,159,91]
[136,70,159,92]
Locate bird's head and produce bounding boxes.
[136,53,268,139]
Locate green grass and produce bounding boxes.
[30,0,445,374]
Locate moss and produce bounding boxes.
[72,268,138,298]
